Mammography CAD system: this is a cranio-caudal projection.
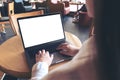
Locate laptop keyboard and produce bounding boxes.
[25,46,72,68]
[27,48,58,59]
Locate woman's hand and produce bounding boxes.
[36,49,54,66]
[57,43,80,56]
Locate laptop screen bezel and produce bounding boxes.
[17,13,66,50]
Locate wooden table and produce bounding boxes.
[0,32,82,78]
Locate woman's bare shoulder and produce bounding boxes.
[73,36,97,60]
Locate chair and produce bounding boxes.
[9,10,44,35]
[14,0,32,13]
[0,2,14,40]
[62,1,70,14]
[47,0,70,15]
[0,1,14,24]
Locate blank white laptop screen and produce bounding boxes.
[18,14,64,48]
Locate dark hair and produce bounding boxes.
[94,0,120,80]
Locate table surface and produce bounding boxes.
[0,32,82,78]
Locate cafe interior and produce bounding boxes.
[0,0,93,79]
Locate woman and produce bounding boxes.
[31,0,99,80]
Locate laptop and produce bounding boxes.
[17,13,72,69]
